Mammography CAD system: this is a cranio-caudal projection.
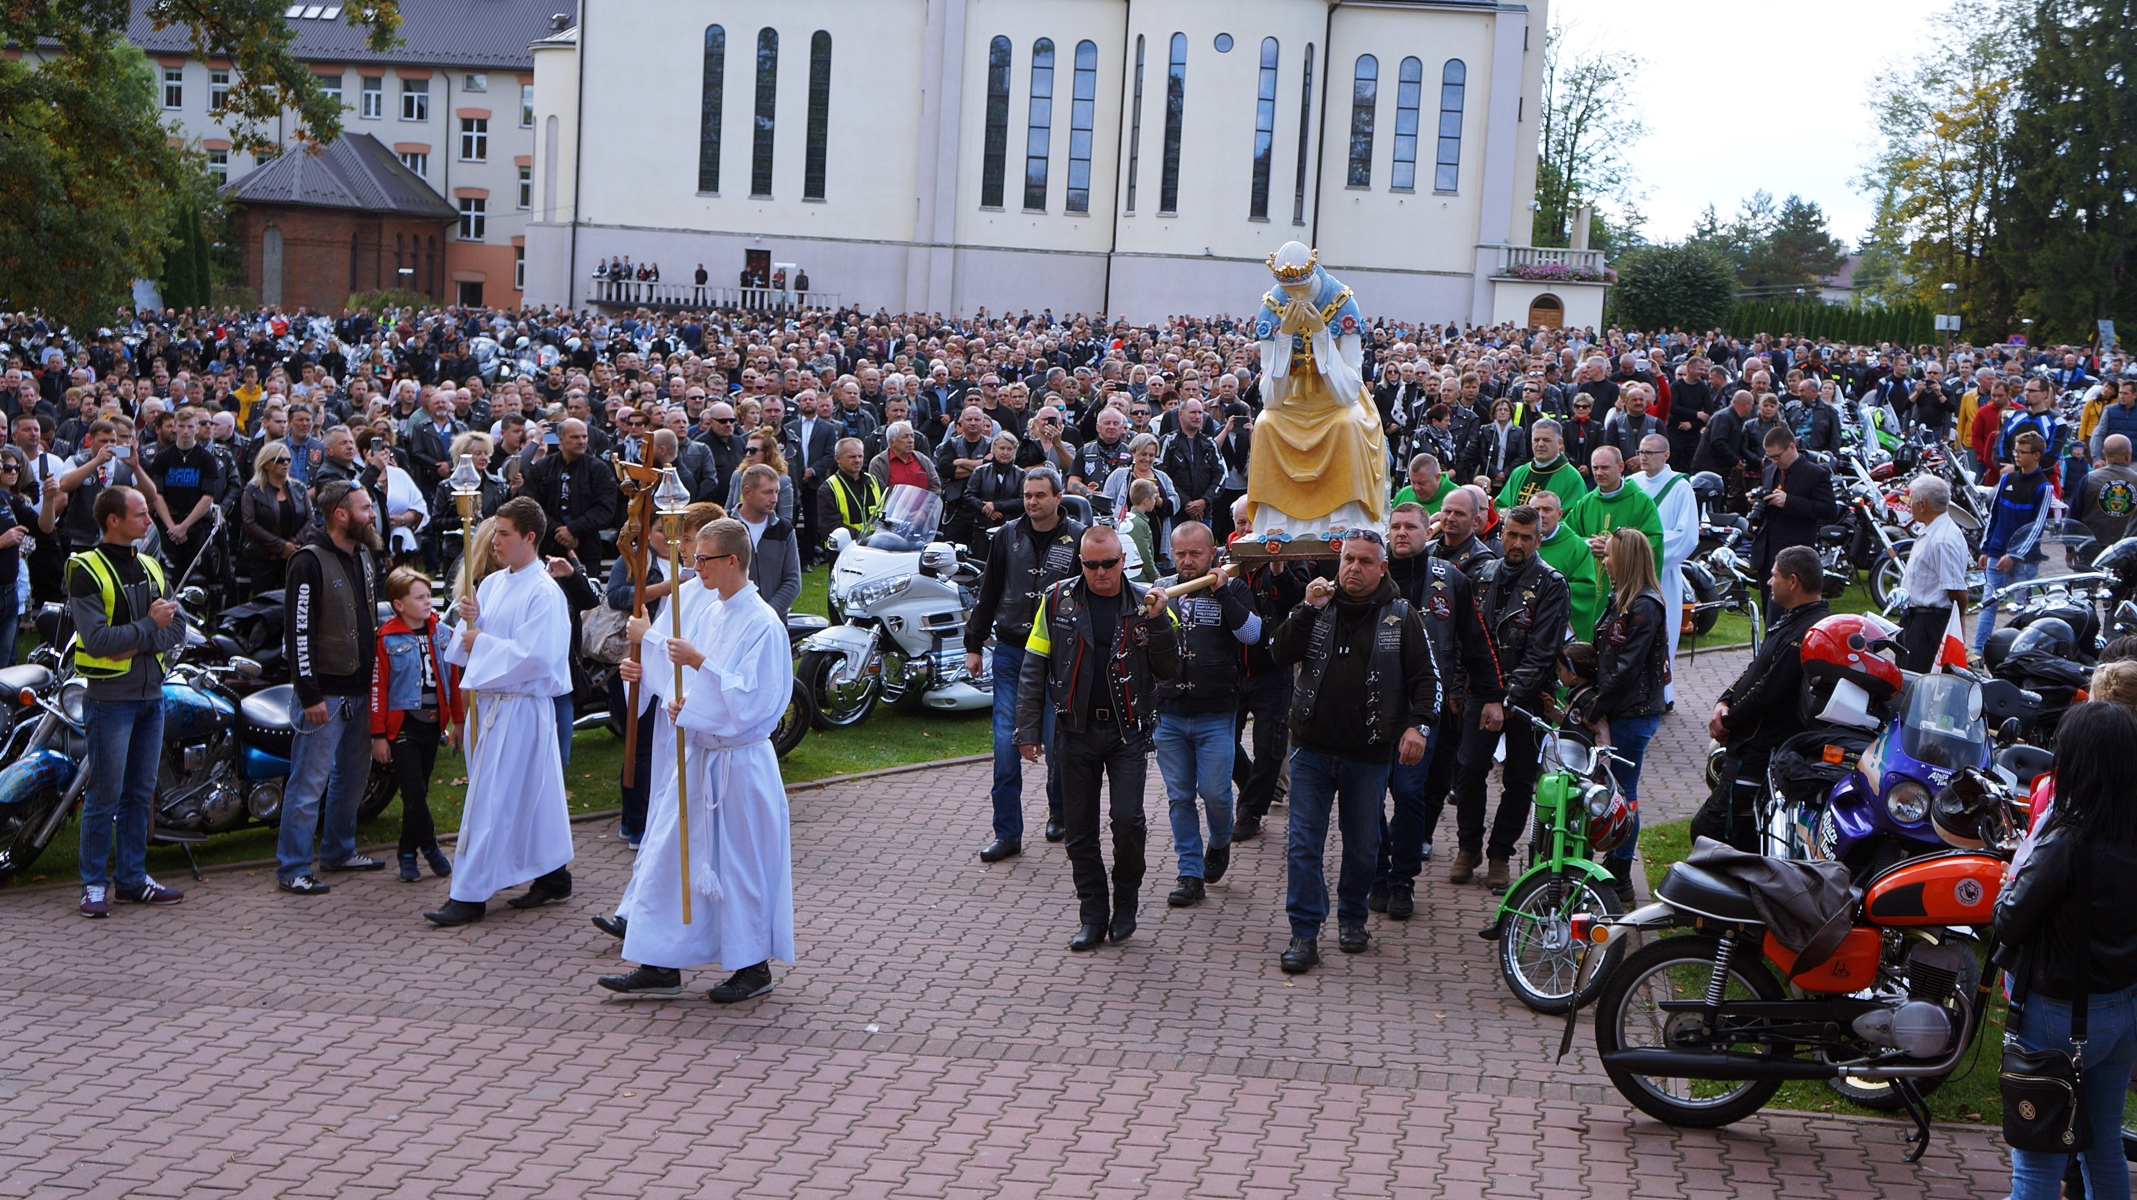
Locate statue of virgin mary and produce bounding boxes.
[1243,242,1388,536]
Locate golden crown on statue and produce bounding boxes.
[1266,243,1318,282]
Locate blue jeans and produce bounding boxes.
[1154,711,1235,879]
[0,573,18,669]
[1285,748,1391,940]
[2007,979,2137,1199]
[1376,728,1440,889]
[990,644,1059,842]
[1603,712,1661,863]
[554,694,574,767]
[276,695,371,880]
[79,697,165,889]
[1973,558,2041,654]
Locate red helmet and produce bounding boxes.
[1587,780,1637,856]
[1800,613,1905,703]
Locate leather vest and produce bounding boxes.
[1153,576,1243,706]
[1037,577,1170,738]
[1290,597,1412,748]
[293,541,375,677]
[993,517,1085,644]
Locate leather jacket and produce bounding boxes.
[1995,825,2137,1000]
[1471,551,1570,706]
[1717,598,1830,754]
[1431,532,1498,584]
[1013,576,1180,743]
[1593,588,1668,720]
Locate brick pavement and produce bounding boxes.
[0,642,2015,1199]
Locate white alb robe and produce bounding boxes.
[1636,467,1701,701]
[621,581,796,970]
[612,576,713,924]
[441,561,575,902]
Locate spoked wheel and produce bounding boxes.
[1594,934,1791,1129]
[0,783,64,884]
[1869,552,1906,611]
[1498,869,1624,1014]
[773,678,814,758]
[799,648,878,729]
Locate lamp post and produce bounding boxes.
[653,466,694,924]
[1942,281,1959,350]
[1794,288,1807,338]
[448,453,483,770]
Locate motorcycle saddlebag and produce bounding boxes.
[1768,728,1874,811]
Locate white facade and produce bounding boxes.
[528,0,1588,326]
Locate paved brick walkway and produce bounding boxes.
[0,644,2015,1198]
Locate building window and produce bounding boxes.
[207,150,228,182]
[1293,43,1314,223]
[980,36,1011,208]
[1023,39,1054,211]
[162,67,183,110]
[1125,36,1143,214]
[1249,38,1279,219]
[1065,40,1096,214]
[1160,32,1185,215]
[463,72,487,92]
[521,83,535,127]
[361,75,382,118]
[1347,55,1377,188]
[459,197,486,240]
[401,77,428,121]
[804,30,831,201]
[253,149,276,166]
[515,245,526,290]
[398,150,427,178]
[1436,59,1465,192]
[1391,57,1422,190]
[459,117,488,161]
[319,73,342,105]
[209,69,230,111]
[1214,33,1234,53]
[698,25,725,192]
[518,165,533,209]
[751,27,778,197]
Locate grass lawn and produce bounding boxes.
[1677,579,1883,653]
[1636,817,2007,1128]
[5,564,991,887]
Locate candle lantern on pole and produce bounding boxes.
[653,466,695,923]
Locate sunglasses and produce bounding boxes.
[709,416,734,424]
[1079,556,1122,570]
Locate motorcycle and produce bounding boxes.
[0,659,91,883]
[799,485,991,728]
[1568,761,2023,1162]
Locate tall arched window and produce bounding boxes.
[1160,32,1186,214]
[1390,56,1422,190]
[1248,38,1279,219]
[1065,40,1097,214]
[750,28,778,197]
[698,25,725,193]
[1292,43,1314,223]
[1347,55,1377,187]
[1436,59,1466,192]
[804,30,831,200]
[1125,35,1144,213]
[980,36,1011,208]
[1024,39,1054,210]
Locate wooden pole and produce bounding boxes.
[620,490,653,788]
[665,510,691,925]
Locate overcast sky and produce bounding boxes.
[1550,0,1948,248]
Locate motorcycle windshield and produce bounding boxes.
[1899,673,1987,771]
[866,484,943,552]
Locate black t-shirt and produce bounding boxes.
[153,445,220,522]
[1088,587,1123,657]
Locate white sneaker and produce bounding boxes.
[1420,842,1434,861]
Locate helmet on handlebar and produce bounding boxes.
[1983,626,2021,673]
[1800,613,1905,703]
[1690,472,1727,504]
[2009,617,2077,662]
[2017,600,2100,650]
[1930,767,2004,851]
[1586,780,1637,856]
[2093,536,2137,597]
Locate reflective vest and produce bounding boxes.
[66,547,169,679]
[827,471,885,529]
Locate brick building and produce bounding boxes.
[224,133,459,314]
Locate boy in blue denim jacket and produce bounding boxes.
[370,566,462,882]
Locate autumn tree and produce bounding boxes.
[1533,20,1648,255]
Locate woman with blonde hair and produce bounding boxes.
[724,426,795,524]
[1587,527,1669,902]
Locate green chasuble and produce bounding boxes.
[1536,523,1606,643]
[1563,482,1667,638]
[1496,456,1589,513]
[1393,475,1456,514]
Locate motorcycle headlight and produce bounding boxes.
[1887,780,1933,825]
[847,575,913,609]
[59,678,87,726]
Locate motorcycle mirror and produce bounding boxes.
[230,656,263,679]
[178,586,207,609]
[829,527,854,553]
[1997,717,2021,746]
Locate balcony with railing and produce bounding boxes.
[588,277,840,312]
[1486,245,1612,283]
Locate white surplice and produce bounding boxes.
[612,575,713,925]
[441,560,575,903]
[1636,466,1701,701]
[620,581,796,970]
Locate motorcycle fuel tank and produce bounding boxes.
[0,748,79,812]
[161,680,235,741]
[1863,851,2003,926]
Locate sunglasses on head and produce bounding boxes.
[1080,556,1122,570]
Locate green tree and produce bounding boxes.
[1989,0,2137,341]
[1748,195,1846,292]
[1608,244,1736,332]
[1533,20,1648,251]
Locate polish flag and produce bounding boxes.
[1938,606,1969,671]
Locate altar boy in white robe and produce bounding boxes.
[598,519,797,1003]
[1634,433,1700,707]
[426,497,576,926]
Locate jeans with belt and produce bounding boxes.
[2007,978,2137,1199]
[1285,748,1390,939]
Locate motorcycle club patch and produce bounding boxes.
[1131,623,1150,649]
[1428,591,1452,620]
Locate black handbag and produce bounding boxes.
[2000,847,2093,1154]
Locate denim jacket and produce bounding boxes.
[369,613,461,740]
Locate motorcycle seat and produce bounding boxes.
[0,663,52,697]
[239,684,300,733]
[1654,861,1765,926]
[1997,744,2056,789]
[1818,524,1853,540]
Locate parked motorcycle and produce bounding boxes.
[800,485,991,728]
[0,659,91,883]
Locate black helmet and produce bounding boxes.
[2025,601,2101,649]
[1983,626,2021,673]
[2009,617,2077,661]
[1931,767,2003,851]
[1691,471,1727,502]
[2096,537,2137,588]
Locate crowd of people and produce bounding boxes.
[5,301,2132,1000]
